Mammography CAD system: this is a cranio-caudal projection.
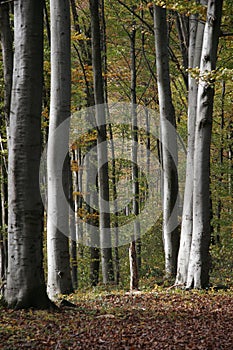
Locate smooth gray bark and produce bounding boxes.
[47,0,73,299]
[176,5,206,286]
[186,0,223,288]
[154,5,179,277]
[5,0,51,309]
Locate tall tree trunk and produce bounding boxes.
[5,0,51,309]
[89,0,114,284]
[47,0,73,299]
[176,4,206,286]
[154,5,179,278]
[186,0,223,289]
[129,24,139,291]
[100,0,120,284]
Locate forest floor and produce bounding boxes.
[1,287,233,349]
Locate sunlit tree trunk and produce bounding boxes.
[47,0,73,299]
[154,5,179,278]
[186,0,223,289]
[176,4,206,286]
[5,0,51,309]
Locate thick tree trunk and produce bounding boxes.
[47,0,73,299]
[154,5,179,278]
[5,0,51,309]
[186,0,223,289]
[176,7,206,286]
[89,0,114,284]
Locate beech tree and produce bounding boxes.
[176,0,207,286]
[5,0,51,309]
[176,0,223,288]
[154,4,179,278]
[46,0,73,299]
[186,0,223,288]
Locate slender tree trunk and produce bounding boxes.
[5,0,51,309]
[100,0,120,284]
[175,13,189,89]
[215,80,225,244]
[227,109,232,215]
[0,160,7,285]
[129,24,139,291]
[84,141,100,286]
[43,0,51,47]
[109,124,120,285]
[70,0,80,32]
[77,147,84,257]
[89,0,114,284]
[154,5,179,278]
[69,155,78,290]
[47,0,73,299]
[186,0,223,289]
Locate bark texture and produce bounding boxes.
[154,5,179,277]
[5,0,51,309]
[176,5,206,285]
[186,0,223,288]
[47,0,73,299]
